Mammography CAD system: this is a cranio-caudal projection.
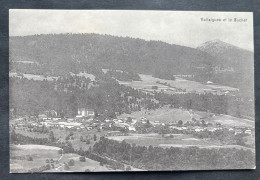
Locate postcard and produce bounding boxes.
[9,10,255,172]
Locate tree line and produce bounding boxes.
[92,137,255,170]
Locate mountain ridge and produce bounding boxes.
[9,33,254,96]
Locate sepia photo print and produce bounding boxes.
[9,10,255,172]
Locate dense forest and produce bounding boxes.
[10,74,156,118]
[10,71,254,119]
[10,34,215,76]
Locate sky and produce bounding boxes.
[9,10,254,51]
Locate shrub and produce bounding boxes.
[86,139,91,144]
[68,159,75,166]
[64,163,70,170]
[45,164,51,170]
[151,86,158,90]
[126,166,131,171]
[27,156,33,161]
[58,149,63,154]
[79,156,86,162]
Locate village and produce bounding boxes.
[10,106,254,141]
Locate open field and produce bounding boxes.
[50,153,111,172]
[10,144,115,172]
[108,133,221,147]
[118,74,238,94]
[118,107,205,123]
[47,152,143,172]
[9,72,58,81]
[10,144,61,173]
[118,106,254,128]
[107,133,253,151]
[209,114,254,128]
[10,71,96,82]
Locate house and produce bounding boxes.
[203,89,216,94]
[169,126,186,131]
[38,114,47,120]
[128,126,136,131]
[10,108,15,117]
[245,129,252,135]
[44,110,58,117]
[207,127,218,132]
[195,127,204,132]
[57,122,82,129]
[235,129,243,135]
[77,108,95,118]
[152,121,160,125]
[86,126,92,130]
[53,117,61,121]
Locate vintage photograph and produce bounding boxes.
[9,10,255,172]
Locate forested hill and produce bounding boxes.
[197,39,254,96]
[197,39,253,72]
[9,33,215,76]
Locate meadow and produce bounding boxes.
[118,106,254,128]
[107,133,221,147]
[118,107,202,124]
[107,133,253,151]
[10,144,61,173]
[9,72,58,81]
[46,153,111,172]
[118,74,238,94]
